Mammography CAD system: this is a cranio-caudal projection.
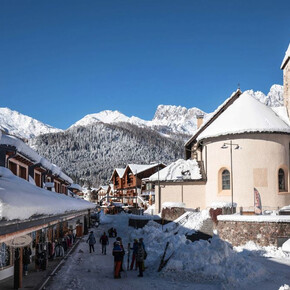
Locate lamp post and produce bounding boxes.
[221,141,240,214]
[158,164,161,213]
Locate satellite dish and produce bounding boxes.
[5,235,32,248]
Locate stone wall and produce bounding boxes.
[161,207,185,221]
[217,220,290,246]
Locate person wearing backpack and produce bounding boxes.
[87,231,96,253]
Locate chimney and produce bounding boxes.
[196,114,204,129]
[281,44,290,117]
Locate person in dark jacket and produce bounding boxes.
[87,231,96,253]
[100,232,109,255]
[130,239,138,270]
[136,241,145,277]
[112,241,123,278]
[116,237,125,271]
[23,246,32,276]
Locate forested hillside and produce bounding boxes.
[30,122,185,186]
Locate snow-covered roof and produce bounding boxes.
[281,43,290,69]
[68,184,83,191]
[197,91,290,141]
[0,134,73,184]
[127,163,160,175]
[115,168,125,178]
[149,159,202,182]
[0,167,95,221]
[99,185,109,191]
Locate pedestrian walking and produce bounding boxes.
[87,231,96,253]
[136,241,145,277]
[23,246,32,276]
[112,241,123,279]
[100,232,109,255]
[130,239,138,270]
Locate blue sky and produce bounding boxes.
[0,0,289,129]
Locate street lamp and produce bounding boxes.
[221,140,240,214]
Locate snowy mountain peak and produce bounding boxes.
[244,84,283,107]
[0,107,62,139]
[70,110,146,129]
[153,104,205,121]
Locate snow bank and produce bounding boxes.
[282,239,290,253]
[235,241,290,260]
[99,210,114,224]
[218,214,290,223]
[129,210,267,288]
[210,201,237,209]
[0,167,95,220]
[149,159,201,181]
[143,204,155,215]
[162,202,185,208]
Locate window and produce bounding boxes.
[19,166,27,180]
[9,162,17,176]
[0,243,11,268]
[222,170,230,190]
[279,168,286,191]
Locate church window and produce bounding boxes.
[278,168,286,191]
[222,170,230,190]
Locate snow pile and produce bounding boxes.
[162,202,185,208]
[0,167,95,220]
[129,210,267,287]
[163,210,210,235]
[149,159,201,181]
[210,201,237,209]
[99,210,114,224]
[282,239,290,253]
[218,214,290,223]
[144,204,155,215]
[235,241,290,259]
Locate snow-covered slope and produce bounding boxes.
[70,110,147,129]
[0,107,62,139]
[70,106,207,136]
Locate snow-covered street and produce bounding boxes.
[45,212,290,290]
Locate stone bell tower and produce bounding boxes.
[281,44,290,117]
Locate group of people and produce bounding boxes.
[129,238,146,277]
[87,231,109,255]
[86,230,147,279]
[112,236,146,279]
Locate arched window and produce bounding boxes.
[222,169,230,190]
[278,168,286,191]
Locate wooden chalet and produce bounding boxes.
[0,133,72,194]
[111,163,165,206]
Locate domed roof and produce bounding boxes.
[197,92,290,141]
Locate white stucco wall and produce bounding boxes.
[202,133,290,210]
[155,182,205,213]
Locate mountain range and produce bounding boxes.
[0,84,284,140]
[0,84,285,186]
